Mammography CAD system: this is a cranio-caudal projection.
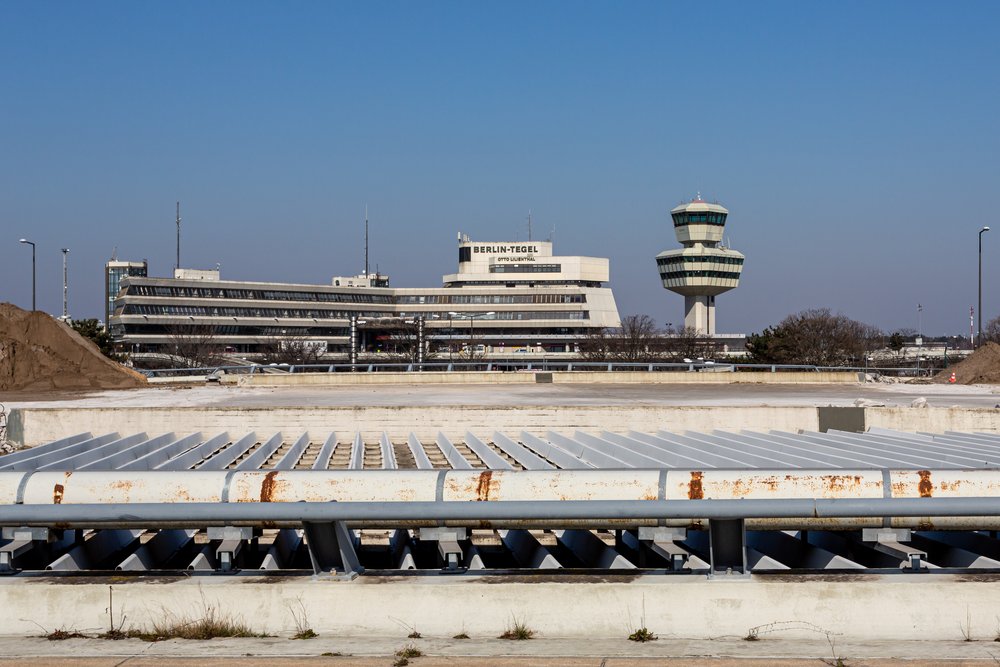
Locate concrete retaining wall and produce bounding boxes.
[8,405,821,447]
[866,406,1000,432]
[11,405,1000,448]
[222,370,859,387]
[2,574,997,641]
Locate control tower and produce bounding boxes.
[655,194,744,335]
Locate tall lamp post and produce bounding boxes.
[61,248,69,320]
[19,239,36,312]
[448,311,496,358]
[980,226,991,348]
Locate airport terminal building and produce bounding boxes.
[109,235,621,359]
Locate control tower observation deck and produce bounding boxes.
[655,194,745,335]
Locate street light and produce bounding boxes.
[60,248,69,320]
[448,311,496,358]
[19,239,36,312]
[980,226,991,348]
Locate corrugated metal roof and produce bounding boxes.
[5,429,1000,576]
[5,428,1000,471]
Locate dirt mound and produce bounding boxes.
[0,303,146,392]
[933,341,1000,384]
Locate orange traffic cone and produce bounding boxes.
[949,372,957,384]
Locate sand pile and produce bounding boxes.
[933,342,1000,384]
[0,303,146,392]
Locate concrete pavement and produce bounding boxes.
[0,636,999,665]
[3,380,999,410]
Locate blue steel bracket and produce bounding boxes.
[208,526,256,573]
[636,527,690,570]
[418,527,467,572]
[0,527,53,574]
[862,528,927,571]
[303,520,363,580]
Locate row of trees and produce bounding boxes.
[74,309,1000,370]
[745,308,998,367]
[583,308,968,367]
[578,315,718,362]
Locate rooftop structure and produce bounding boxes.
[655,195,744,335]
[447,233,609,288]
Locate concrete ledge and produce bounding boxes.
[222,371,859,387]
[866,406,1000,432]
[8,405,821,447]
[11,404,1000,448]
[1,573,998,642]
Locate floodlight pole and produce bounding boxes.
[61,248,69,320]
[449,311,495,359]
[19,239,36,311]
[980,226,990,348]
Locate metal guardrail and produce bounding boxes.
[140,360,936,379]
[4,497,999,527]
[2,497,991,574]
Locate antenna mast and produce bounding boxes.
[175,201,181,271]
[364,205,369,276]
[527,210,532,241]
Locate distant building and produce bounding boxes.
[105,260,147,326]
[332,273,390,288]
[109,234,620,359]
[173,268,220,281]
[656,195,745,335]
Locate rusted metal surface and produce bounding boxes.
[18,471,228,505]
[688,471,703,500]
[226,470,436,504]
[441,470,661,503]
[11,469,1000,507]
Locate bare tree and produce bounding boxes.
[579,314,668,362]
[258,333,326,366]
[982,316,1000,345]
[661,325,718,361]
[166,324,224,368]
[383,320,432,362]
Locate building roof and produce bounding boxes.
[670,194,729,215]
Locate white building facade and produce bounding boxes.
[110,235,620,359]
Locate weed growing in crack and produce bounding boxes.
[498,616,534,640]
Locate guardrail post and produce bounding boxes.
[708,518,746,576]
[303,520,363,579]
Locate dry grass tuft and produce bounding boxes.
[498,617,534,640]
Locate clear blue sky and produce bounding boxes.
[2,1,998,336]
